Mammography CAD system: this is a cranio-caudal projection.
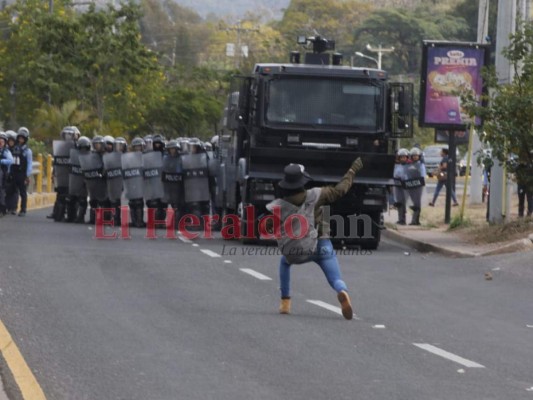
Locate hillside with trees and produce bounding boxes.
[0,0,494,146]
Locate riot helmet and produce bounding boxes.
[410,147,422,161]
[5,130,17,147]
[92,135,105,153]
[152,134,165,152]
[17,126,30,144]
[114,137,128,153]
[143,134,153,152]
[131,137,145,152]
[61,126,78,141]
[165,139,180,157]
[77,136,91,152]
[104,135,115,153]
[188,138,205,154]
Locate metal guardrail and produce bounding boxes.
[28,154,50,194]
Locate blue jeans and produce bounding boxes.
[431,180,457,204]
[279,239,348,298]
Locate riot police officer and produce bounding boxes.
[122,137,145,228]
[7,127,32,217]
[79,136,108,224]
[0,132,14,217]
[69,136,91,223]
[404,147,426,225]
[103,136,124,226]
[162,139,183,226]
[393,148,409,225]
[50,126,79,221]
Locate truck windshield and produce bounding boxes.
[265,77,383,131]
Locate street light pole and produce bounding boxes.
[354,51,379,68]
[366,44,395,69]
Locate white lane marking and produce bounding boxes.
[527,325,533,328]
[413,343,485,368]
[373,325,386,329]
[526,386,533,391]
[307,300,342,316]
[224,260,232,264]
[306,300,360,320]
[457,369,465,374]
[200,249,221,258]
[178,235,192,244]
[239,269,272,281]
[192,243,199,247]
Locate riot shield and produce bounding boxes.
[143,151,164,201]
[207,151,220,176]
[103,152,123,202]
[79,152,107,202]
[53,140,75,189]
[162,155,183,205]
[182,152,210,203]
[121,152,144,200]
[68,149,87,197]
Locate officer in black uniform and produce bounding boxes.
[7,127,32,217]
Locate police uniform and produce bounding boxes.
[7,127,32,216]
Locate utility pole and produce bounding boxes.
[366,44,394,69]
[489,0,517,224]
[223,21,259,69]
[470,0,490,204]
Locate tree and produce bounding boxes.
[354,7,470,74]
[463,20,533,195]
[33,100,93,142]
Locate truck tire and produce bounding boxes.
[360,211,382,250]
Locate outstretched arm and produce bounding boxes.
[317,158,363,207]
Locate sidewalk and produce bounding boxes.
[382,207,533,258]
[17,192,56,212]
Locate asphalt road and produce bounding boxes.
[0,208,532,400]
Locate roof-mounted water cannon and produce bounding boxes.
[292,35,343,66]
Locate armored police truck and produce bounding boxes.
[215,35,413,249]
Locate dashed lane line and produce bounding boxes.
[0,319,46,399]
[239,269,272,281]
[177,235,192,244]
[200,249,221,258]
[306,300,361,320]
[413,343,485,368]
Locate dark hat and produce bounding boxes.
[278,163,311,189]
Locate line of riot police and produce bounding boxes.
[51,127,218,228]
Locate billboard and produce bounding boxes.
[419,41,490,129]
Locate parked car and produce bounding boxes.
[423,145,460,177]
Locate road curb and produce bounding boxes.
[383,228,533,258]
[382,228,478,258]
[27,192,56,211]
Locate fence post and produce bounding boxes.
[46,154,53,193]
[37,153,43,194]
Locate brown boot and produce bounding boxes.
[337,291,353,320]
[279,298,291,314]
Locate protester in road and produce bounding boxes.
[0,132,14,217]
[7,127,32,217]
[266,158,364,320]
[428,148,458,207]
